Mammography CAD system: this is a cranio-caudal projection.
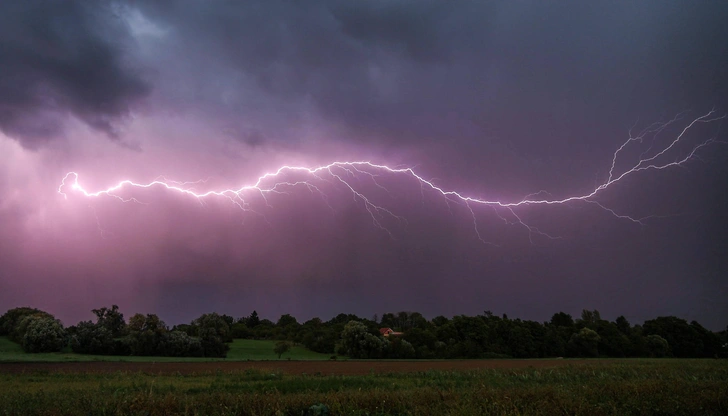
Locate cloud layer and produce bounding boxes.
[1,1,727,329]
[0,2,150,147]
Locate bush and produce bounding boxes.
[338,321,386,359]
[199,327,229,358]
[1,308,55,342]
[386,337,416,359]
[0,307,36,336]
[231,323,252,339]
[70,321,114,354]
[21,316,66,353]
[160,331,204,357]
[302,330,337,354]
[193,313,232,342]
[646,334,670,357]
[567,328,601,357]
[191,313,231,358]
[126,313,168,356]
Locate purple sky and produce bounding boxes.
[1,1,727,330]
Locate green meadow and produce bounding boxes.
[0,336,332,362]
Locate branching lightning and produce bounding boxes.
[58,110,725,244]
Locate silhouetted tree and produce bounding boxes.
[579,310,601,328]
[615,316,631,335]
[567,328,600,357]
[21,316,65,353]
[4,305,724,360]
[550,312,575,328]
[246,310,261,328]
[277,314,299,328]
[92,305,126,338]
[160,331,204,357]
[431,315,449,327]
[645,334,670,357]
[595,321,631,357]
[192,313,231,357]
[338,320,386,358]
[193,313,232,342]
[404,327,438,358]
[220,314,235,328]
[230,323,251,339]
[274,341,292,358]
[387,336,416,359]
[1,308,55,343]
[127,313,167,356]
[542,327,567,357]
[0,307,51,337]
[70,321,114,354]
[644,316,707,357]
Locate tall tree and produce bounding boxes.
[92,305,126,338]
[567,328,601,357]
[339,320,386,359]
[246,310,261,328]
[550,312,574,328]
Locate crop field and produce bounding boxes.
[1,359,726,415]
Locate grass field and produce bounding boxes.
[0,359,726,415]
[0,336,332,362]
[2,337,727,414]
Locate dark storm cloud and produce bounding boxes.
[126,0,727,329]
[136,1,728,149]
[2,0,727,331]
[0,1,149,147]
[134,0,485,144]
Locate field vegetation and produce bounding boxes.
[0,359,726,415]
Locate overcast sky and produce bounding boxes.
[1,1,727,329]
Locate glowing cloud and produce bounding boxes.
[59,110,725,245]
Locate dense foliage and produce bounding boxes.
[20,316,66,353]
[0,307,55,343]
[229,309,726,360]
[1,306,226,358]
[1,306,726,359]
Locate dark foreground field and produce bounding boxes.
[0,358,593,375]
[1,359,726,415]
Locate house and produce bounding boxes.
[379,327,404,337]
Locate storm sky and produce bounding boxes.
[1,1,727,329]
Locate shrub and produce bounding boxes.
[1,308,55,342]
[70,321,114,354]
[566,328,601,357]
[21,316,66,353]
[193,313,232,342]
[274,341,293,358]
[160,331,204,357]
[199,327,229,358]
[338,320,386,359]
[646,334,670,357]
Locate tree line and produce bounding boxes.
[1,306,726,359]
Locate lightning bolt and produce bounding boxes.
[58,110,725,244]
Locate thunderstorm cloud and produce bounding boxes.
[0,1,727,329]
[0,1,149,147]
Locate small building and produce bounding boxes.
[379,327,403,337]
